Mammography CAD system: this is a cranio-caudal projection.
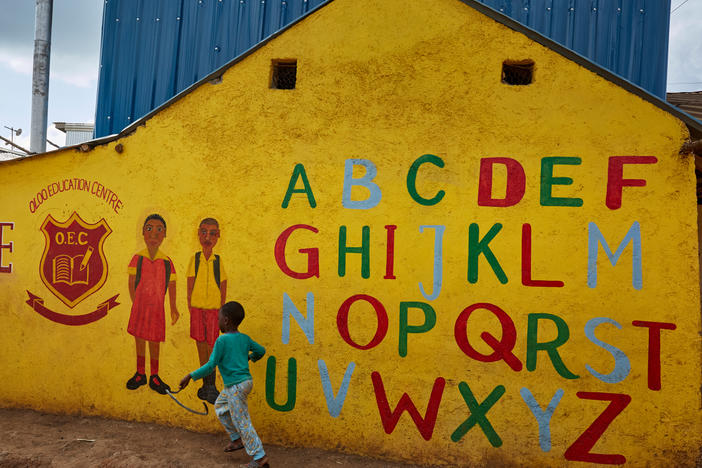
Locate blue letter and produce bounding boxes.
[520,387,564,452]
[584,317,631,384]
[418,225,445,300]
[342,159,382,209]
[282,292,314,344]
[587,221,642,289]
[318,359,356,417]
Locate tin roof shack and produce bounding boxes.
[0,0,700,466]
[668,91,702,122]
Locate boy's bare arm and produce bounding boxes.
[179,373,191,389]
[186,276,195,308]
[169,281,179,324]
[220,280,227,307]
[128,275,136,302]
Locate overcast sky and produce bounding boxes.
[1,0,701,153]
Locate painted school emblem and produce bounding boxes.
[39,212,112,308]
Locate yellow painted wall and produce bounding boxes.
[0,0,699,465]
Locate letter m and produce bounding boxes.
[587,222,642,290]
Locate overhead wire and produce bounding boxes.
[671,0,692,14]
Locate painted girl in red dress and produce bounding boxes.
[125,214,179,394]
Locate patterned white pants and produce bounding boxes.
[214,379,266,459]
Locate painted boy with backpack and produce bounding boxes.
[186,217,227,404]
[126,213,179,394]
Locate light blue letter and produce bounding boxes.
[418,225,445,301]
[342,159,382,209]
[519,387,564,452]
[587,221,642,289]
[318,359,356,417]
[282,292,314,344]
[584,317,631,384]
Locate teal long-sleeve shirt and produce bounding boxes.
[191,332,265,387]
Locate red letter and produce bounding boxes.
[454,302,522,371]
[478,158,526,207]
[337,295,388,350]
[384,225,397,279]
[565,392,632,464]
[371,371,445,440]
[274,224,319,279]
[606,156,657,210]
[632,320,676,391]
[522,224,564,287]
[0,222,14,274]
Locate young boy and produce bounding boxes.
[186,218,227,404]
[180,302,269,468]
[126,214,179,394]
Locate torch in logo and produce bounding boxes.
[39,212,112,308]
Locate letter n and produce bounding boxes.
[282,292,314,344]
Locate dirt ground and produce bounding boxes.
[0,408,438,468]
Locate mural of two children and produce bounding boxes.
[125,215,226,403]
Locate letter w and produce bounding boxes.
[587,222,642,290]
[371,371,445,441]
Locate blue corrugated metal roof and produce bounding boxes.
[95,0,330,137]
[476,0,670,98]
[94,0,671,138]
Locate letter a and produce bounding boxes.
[282,163,317,208]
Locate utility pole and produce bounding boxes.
[30,0,53,154]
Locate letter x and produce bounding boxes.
[451,382,505,447]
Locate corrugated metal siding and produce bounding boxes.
[476,0,670,98]
[94,0,671,138]
[95,0,330,137]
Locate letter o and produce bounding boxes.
[337,294,388,350]
[55,232,65,245]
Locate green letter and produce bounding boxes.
[399,302,436,357]
[407,154,445,206]
[265,356,297,411]
[540,157,583,207]
[338,226,370,278]
[468,223,507,284]
[526,313,579,379]
[282,163,317,208]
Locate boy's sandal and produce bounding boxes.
[239,455,270,467]
[224,439,244,452]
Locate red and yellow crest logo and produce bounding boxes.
[39,212,112,308]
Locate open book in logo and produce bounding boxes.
[40,212,112,308]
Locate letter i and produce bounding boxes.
[384,225,397,279]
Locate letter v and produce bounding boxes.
[318,359,355,418]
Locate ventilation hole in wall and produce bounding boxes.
[502,60,534,85]
[271,60,297,89]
